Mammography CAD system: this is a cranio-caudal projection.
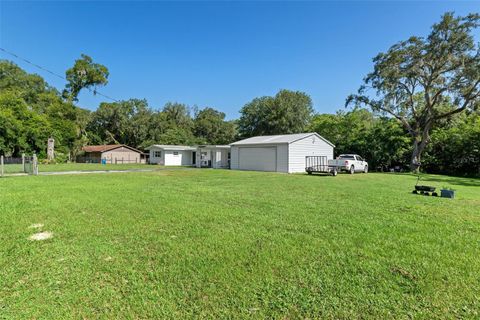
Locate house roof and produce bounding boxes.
[197,145,231,149]
[146,145,197,151]
[230,132,335,147]
[82,144,142,153]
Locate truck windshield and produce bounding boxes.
[338,155,355,160]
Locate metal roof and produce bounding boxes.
[230,132,335,147]
[82,144,143,153]
[197,145,231,149]
[146,145,197,151]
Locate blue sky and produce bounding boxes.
[1,1,478,119]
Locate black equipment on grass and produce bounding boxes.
[412,175,438,196]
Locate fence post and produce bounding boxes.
[33,154,38,175]
[1,155,4,177]
[22,153,25,172]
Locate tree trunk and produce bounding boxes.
[410,119,433,173]
[410,139,422,173]
[410,122,432,172]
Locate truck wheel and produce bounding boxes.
[332,169,338,176]
[307,171,312,175]
[364,165,368,173]
[350,166,355,174]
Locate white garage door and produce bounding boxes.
[239,147,277,171]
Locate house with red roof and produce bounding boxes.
[80,144,146,164]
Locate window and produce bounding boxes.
[338,155,355,160]
[356,156,363,161]
[154,151,162,158]
[173,152,179,156]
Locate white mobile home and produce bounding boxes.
[230,132,334,173]
[147,145,197,166]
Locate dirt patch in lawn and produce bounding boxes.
[29,232,53,241]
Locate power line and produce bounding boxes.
[0,47,119,102]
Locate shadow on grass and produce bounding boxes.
[406,173,480,187]
[421,177,480,187]
[304,173,337,177]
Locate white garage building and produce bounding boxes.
[230,132,335,173]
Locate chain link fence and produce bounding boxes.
[76,156,146,164]
[0,154,38,177]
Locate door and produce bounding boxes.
[238,147,277,172]
[355,155,365,171]
[192,152,196,165]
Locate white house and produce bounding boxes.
[147,144,231,168]
[230,132,335,173]
[147,145,197,166]
[196,145,231,168]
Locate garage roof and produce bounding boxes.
[230,132,335,147]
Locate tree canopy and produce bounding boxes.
[238,89,313,138]
[63,54,109,102]
[0,60,79,160]
[348,12,480,171]
[0,60,237,158]
[1,12,479,178]
[194,107,236,145]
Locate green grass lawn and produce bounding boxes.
[0,170,479,319]
[38,163,155,172]
[2,164,25,174]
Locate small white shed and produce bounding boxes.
[230,132,335,173]
[147,145,197,166]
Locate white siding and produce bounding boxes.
[149,148,164,164]
[213,149,230,168]
[231,146,240,169]
[288,135,334,173]
[276,144,289,173]
[196,148,230,168]
[149,147,193,166]
[164,150,193,166]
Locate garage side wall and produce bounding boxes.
[276,144,288,172]
[288,135,334,173]
[231,146,239,169]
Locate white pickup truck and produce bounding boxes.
[328,154,368,174]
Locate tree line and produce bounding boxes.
[309,109,480,176]
[0,60,238,161]
[0,12,478,175]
